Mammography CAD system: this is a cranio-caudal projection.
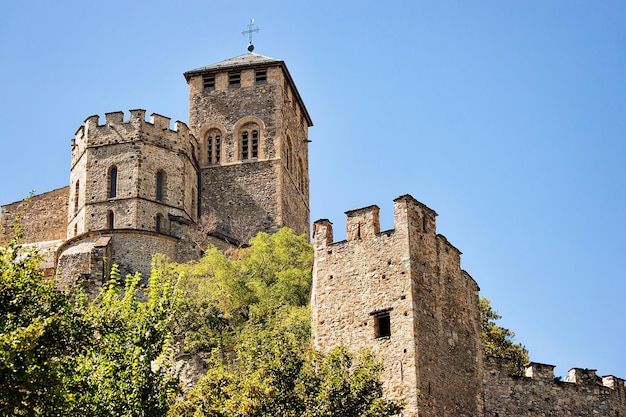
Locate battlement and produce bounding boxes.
[485,357,626,415]
[313,194,440,249]
[71,110,197,164]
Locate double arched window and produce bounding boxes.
[206,129,222,165]
[240,124,259,161]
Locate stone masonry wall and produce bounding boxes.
[201,161,280,244]
[484,357,626,416]
[0,186,69,244]
[398,195,483,416]
[188,62,310,240]
[312,195,483,417]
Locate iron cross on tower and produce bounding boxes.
[242,18,260,52]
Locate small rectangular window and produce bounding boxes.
[371,309,392,339]
[255,70,267,83]
[229,72,241,87]
[203,74,215,90]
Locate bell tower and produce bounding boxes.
[184,52,312,244]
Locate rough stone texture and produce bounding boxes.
[484,357,626,416]
[0,186,69,244]
[186,57,311,241]
[312,195,483,417]
[313,195,626,416]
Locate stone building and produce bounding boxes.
[0,51,312,288]
[312,195,626,416]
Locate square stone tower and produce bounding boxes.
[184,53,313,244]
[312,195,483,417]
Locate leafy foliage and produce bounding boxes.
[1,227,401,416]
[67,264,179,416]
[479,297,529,376]
[0,234,89,416]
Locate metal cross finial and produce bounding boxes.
[241,18,260,52]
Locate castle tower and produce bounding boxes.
[184,52,312,244]
[311,195,483,417]
[57,110,199,288]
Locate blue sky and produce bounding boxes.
[1,1,625,378]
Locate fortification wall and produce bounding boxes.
[312,207,418,414]
[396,195,483,416]
[312,195,483,417]
[484,357,626,416]
[0,186,69,244]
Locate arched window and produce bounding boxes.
[156,171,164,202]
[108,166,117,198]
[155,214,163,233]
[107,210,115,229]
[74,180,80,214]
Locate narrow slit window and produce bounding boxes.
[251,131,258,159]
[156,171,164,201]
[215,135,220,164]
[207,136,213,165]
[108,166,117,198]
[107,211,115,229]
[74,180,80,214]
[242,131,249,160]
[229,72,241,87]
[156,214,162,233]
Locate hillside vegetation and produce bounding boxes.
[0,228,402,416]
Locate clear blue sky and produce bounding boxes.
[1,1,625,378]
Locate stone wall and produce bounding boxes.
[187,59,310,240]
[200,161,280,244]
[69,110,198,239]
[56,230,179,290]
[0,186,69,244]
[312,195,483,417]
[484,357,626,416]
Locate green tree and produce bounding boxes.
[169,329,403,417]
[479,297,529,376]
[68,264,180,416]
[0,234,89,416]
[166,228,402,417]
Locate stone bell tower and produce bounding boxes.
[184,51,313,244]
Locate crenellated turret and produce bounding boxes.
[71,110,198,169]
